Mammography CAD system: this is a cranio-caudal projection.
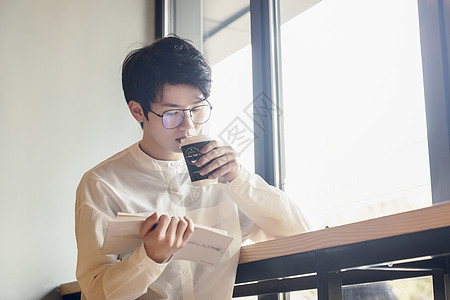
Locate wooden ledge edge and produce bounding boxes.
[239,202,450,264]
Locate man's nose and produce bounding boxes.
[178,111,195,130]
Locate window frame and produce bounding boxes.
[418,0,450,204]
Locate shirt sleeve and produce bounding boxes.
[75,173,167,300]
[226,167,311,241]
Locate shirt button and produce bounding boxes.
[183,270,188,276]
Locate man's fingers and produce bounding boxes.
[196,144,232,167]
[208,161,236,179]
[200,140,221,154]
[139,212,159,237]
[140,214,195,263]
[154,214,171,239]
[175,217,188,236]
[165,216,180,245]
[199,152,236,176]
[182,216,195,243]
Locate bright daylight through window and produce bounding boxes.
[281,0,431,230]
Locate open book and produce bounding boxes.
[102,212,234,266]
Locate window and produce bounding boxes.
[280,0,431,229]
[203,0,255,172]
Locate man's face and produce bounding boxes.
[140,83,206,161]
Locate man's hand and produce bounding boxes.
[139,212,194,263]
[196,140,241,182]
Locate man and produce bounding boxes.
[75,35,310,300]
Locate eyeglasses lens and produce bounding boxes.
[162,105,211,129]
[162,111,184,129]
[191,105,210,123]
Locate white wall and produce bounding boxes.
[0,1,154,299]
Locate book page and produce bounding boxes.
[102,213,234,266]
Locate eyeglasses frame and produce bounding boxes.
[142,99,213,129]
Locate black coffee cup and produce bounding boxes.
[180,135,218,187]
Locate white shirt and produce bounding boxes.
[75,142,310,300]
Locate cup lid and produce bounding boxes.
[180,135,212,146]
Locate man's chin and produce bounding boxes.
[171,146,183,157]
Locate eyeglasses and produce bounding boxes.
[145,100,212,129]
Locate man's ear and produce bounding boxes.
[128,100,145,123]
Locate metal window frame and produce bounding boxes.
[155,0,172,38]
[250,0,285,189]
[155,0,202,50]
[418,0,450,204]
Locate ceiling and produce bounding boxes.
[202,0,322,65]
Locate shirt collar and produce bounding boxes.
[130,142,185,172]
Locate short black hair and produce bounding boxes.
[121,35,212,121]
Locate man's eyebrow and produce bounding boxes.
[160,103,182,108]
[160,98,206,108]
